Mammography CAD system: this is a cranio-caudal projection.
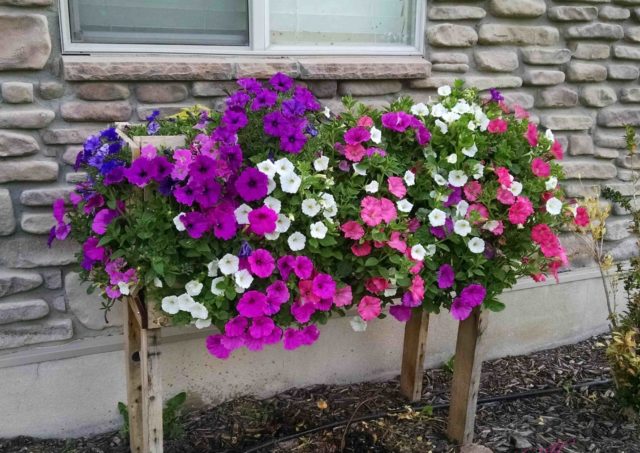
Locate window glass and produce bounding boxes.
[269,0,417,47]
[68,0,249,46]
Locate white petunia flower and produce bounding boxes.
[185,280,203,297]
[219,254,239,275]
[425,244,437,257]
[447,154,458,164]
[479,115,490,132]
[404,170,415,187]
[448,170,468,188]
[442,111,461,124]
[275,213,291,233]
[384,287,398,297]
[280,171,301,194]
[324,106,331,119]
[235,284,245,294]
[545,176,558,191]
[257,160,276,178]
[456,200,470,217]
[314,156,330,172]
[468,237,485,254]
[438,85,452,96]
[472,163,485,180]
[153,277,163,288]
[161,296,180,315]
[545,129,555,141]
[195,318,212,329]
[323,204,338,219]
[310,221,328,239]
[207,259,219,277]
[173,213,186,231]
[267,177,276,195]
[353,163,367,176]
[301,198,321,217]
[190,302,209,320]
[410,103,429,117]
[508,181,523,197]
[288,232,306,251]
[177,293,196,311]
[452,100,471,115]
[117,282,131,296]
[435,119,448,134]
[397,199,414,213]
[234,269,254,289]
[350,315,368,332]
[484,220,501,233]
[365,180,379,193]
[320,192,336,208]
[274,158,294,175]
[431,103,447,118]
[454,220,472,237]
[264,231,280,240]
[433,173,447,186]
[410,244,427,261]
[546,197,563,215]
[210,277,225,296]
[264,196,281,213]
[468,121,477,131]
[234,204,251,224]
[370,126,382,144]
[462,143,478,158]
[428,208,447,227]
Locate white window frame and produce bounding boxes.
[59,0,426,56]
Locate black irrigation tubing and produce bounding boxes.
[241,378,613,453]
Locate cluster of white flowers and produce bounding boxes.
[431,86,490,134]
[161,278,211,329]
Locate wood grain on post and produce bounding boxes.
[124,300,143,453]
[399,308,430,402]
[447,306,487,446]
[141,327,163,453]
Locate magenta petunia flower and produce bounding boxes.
[104,166,125,186]
[344,127,371,145]
[291,299,316,323]
[437,264,455,289]
[266,280,290,305]
[496,187,515,205]
[243,334,266,352]
[189,155,217,180]
[125,158,153,187]
[251,89,278,111]
[235,167,268,202]
[221,335,245,351]
[508,196,534,225]
[293,256,314,279]
[248,316,275,339]
[173,184,196,206]
[225,316,249,337]
[414,124,431,145]
[451,297,472,321]
[283,328,305,350]
[150,156,173,181]
[248,249,276,278]
[221,109,248,131]
[92,208,118,235]
[180,211,209,239]
[237,291,268,318]
[301,325,320,345]
[389,305,413,322]
[193,179,222,208]
[248,206,278,236]
[208,208,237,240]
[531,157,551,178]
[206,334,232,359]
[277,255,296,280]
[487,118,508,134]
[381,111,414,132]
[269,72,293,92]
[460,284,486,307]
[551,140,564,160]
[312,273,336,299]
[525,123,539,147]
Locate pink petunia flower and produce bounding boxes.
[345,143,366,162]
[496,187,516,205]
[551,140,564,160]
[464,181,482,202]
[387,231,407,253]
[508,196,534,225]
[237,291,268,318]
[365,277,389,294]
[379,198,397,224]
[494,167,513,188]
[341,221,365,240]
[525,123,538,147]
[351,241,372,257]
[248,249,275,278]
[358,296,382,321]
[387,177,407,198]
[487,118,508,134]
[531,157,551,178]
[357,116,374,128]
[333,285,353,307]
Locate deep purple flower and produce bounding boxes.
[220,144,243,171]
[269,72,294,92]
[173,184,196,206]
[222,109,248,131]
[146,110,160,122]
[344,127,371,145]
[282,98,305,117]
[150,156,173,181]
[430,217,454,240]
[251,89,278,111]
[237,77,262,94]
[381,111,414,132]
[235,167,268,202]
[189,155,217,180]
[125,158,153,187]
[294,86,321,111]
[180,211,209,239]
[193,179,222,208]
[211,125,238,145]
[226,91,251,109]
[157,177,175,197]
[238,241,253,258]
[211,213,237,240]
[444,187,462,208]
[100,128,119,141]
[489,88,504,102]
[437,264,455,289]
[389,305,413,322]
[92,208,118,235]
[263,111,287,137]
[279,126,307,154]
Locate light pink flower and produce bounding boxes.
[333,285,353,307]
[358,296,382,321]
[496,187,515,205]
[341,221,365,240]
[387,176,407,198]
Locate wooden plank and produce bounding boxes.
[447,307,488,446]
[399,308,430,402]
[124,300,143,453]
[140,327,163,452]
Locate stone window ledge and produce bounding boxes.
[62,55,431,81]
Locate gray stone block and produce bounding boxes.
[42,270,62,289]
[41,128,98,145]
[548,6,598,21]
[521,47,571,65]
[304,81,337,99]
[432,63,469,73]
[537,86,579,108]
[428,6,486,20]
[523,70,565,86]
[65,272,123,330]
[75,83,130,101]
[0,14,51,70]
[39,81,65,100]
[1,82,33,104]
[191,81,237,97]
[607,64,639,80]
[569,135,595,156]
[580,85,618,107]
[0,319,73,349]
[621,87,640,103]
[429,53,469,64]
[0,132,38,158]
[561,160,617,179]
[599,5,631,19]
[613,44,640,60]
[489,0,546,17]
[570,43,611,60]
[61,101,132,122]
[475,51,519,72]
[0,299,49,326]
[21,213,55,235]
[0,161,57,184]
[0,270,42,297]
[627,27,640,43]
[463,76,523,90]
[566,62,608,82]
[597,107,640,126]
[338,81,402,96]
[0,109,54,129]
[20,187,73,207]
[135,83,188,103]
[479,25,559,46]
[427,24,478,47]
[541,115,594,130]
[565,23,625,40]
[0,236,79,268]
[0,189,16,236]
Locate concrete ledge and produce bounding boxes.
[0,267,613,438]
[62,56,431,81]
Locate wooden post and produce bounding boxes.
[399,308,430,402]
[447,307,487,446]
[124,297,164,453]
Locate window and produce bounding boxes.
[60,0,425,55]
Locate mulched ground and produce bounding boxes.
[1,334,638,453]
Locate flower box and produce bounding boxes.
[114,122,186,159]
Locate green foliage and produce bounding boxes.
[117,392,188,441]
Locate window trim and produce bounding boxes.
[59,0,426,56]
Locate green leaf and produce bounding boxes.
[365,257,379,267]
[484,299,506,312]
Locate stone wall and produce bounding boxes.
[0,0,639,354]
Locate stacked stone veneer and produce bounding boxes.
[0,0,638,353]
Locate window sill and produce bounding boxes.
[61,55,431,81]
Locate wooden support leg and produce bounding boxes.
[124,302,143,453]
[141,327,163,453]
[400,308,430,402]
[447,307,487,447]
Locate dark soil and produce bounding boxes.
[1,335,637,453]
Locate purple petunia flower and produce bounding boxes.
[150,156,173,181]
[430,217,454,240]
[279,126,307,154]
[269,72,294,92]
[248,206,278,235]
[251,89,278,111]
[206,335,231,359]
[293,256,314,280]
[211,213,237,240]
[489,88,504,102]
[92,208,119,235]
[415,124,431,146]
[344,127,371,145]
[266,280,289,305]
[311,273,336,299]
[225,316,249,337]
[282,98,306,117]
[277,255,296,280]
[401,291,420,308]
[192,178,222,208]
[237,77,262,94]
[220,144,243,171]
[263,111,287,137]
[235,167,268,202]
[389,305,413,322]
[237,291,268,318]
[189,155,217,180]
[222,109,248,131]
[180,211,209,239]
[104,166,125,186]
[226,91,251,109]
[293,86,321,111]
[381,111,414,132]
[451,284,487,321]
[444,186,463,208]
[249,316,275,339]
[437,264,455,289]
[173,184,196,206]
[124,158,153,187]
[290,300,316,323]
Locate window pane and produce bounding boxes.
[69,0,249,46]
[269,0,417,47]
